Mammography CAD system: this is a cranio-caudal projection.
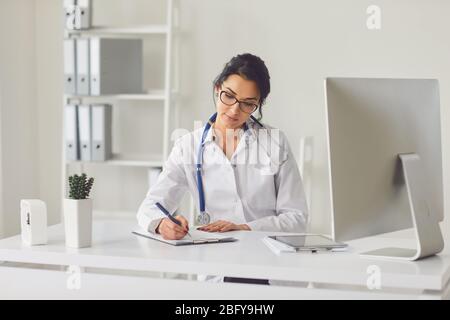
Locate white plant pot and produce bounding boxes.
[64,198,93,248]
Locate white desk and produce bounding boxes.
[0,218,449,299]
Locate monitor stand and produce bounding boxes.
[359,153,444,261]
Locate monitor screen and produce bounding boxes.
[325,78,443,242]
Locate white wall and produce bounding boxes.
[1,0,449,237]
[0,80,3,237]
[35,0,64,228]
[0,0,63,238]
[0,0,40,238]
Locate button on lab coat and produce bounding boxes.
[137,120,308,233]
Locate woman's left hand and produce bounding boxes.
[198,220,251,232]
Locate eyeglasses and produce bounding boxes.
[219,90,259,114]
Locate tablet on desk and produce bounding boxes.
[268,235,348,251]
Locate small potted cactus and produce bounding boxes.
[64,173,94,248]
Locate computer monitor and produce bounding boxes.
[325,78,444,253]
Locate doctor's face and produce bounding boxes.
[215,74,260,130]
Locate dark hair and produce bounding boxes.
[213,53,271,120]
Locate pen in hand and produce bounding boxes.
[155,202,192,238]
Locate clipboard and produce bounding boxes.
[132,228,237,246]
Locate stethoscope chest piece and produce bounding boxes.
[196,212,211,225]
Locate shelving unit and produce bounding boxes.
[66,25,169,37]
[67,153,165,168]
[66,90,167,104]
[61,0,178,216]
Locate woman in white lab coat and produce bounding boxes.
[137,53,308,246]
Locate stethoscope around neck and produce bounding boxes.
[195,112,265,225]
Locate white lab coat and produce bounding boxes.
[137,119,308,284]
[137,119,309,235]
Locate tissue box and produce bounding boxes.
[20,199,48,246]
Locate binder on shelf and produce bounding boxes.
[78,104,92,161]
[90,38,143,96]
[64,104,79,161]
[63,0,91,30]
[74,0,92,30]
[63,38,77,95]
[63,0,77,30]
[91,104,112,161]
[76,38,90,95]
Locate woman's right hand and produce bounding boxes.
[156,216,189,240]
